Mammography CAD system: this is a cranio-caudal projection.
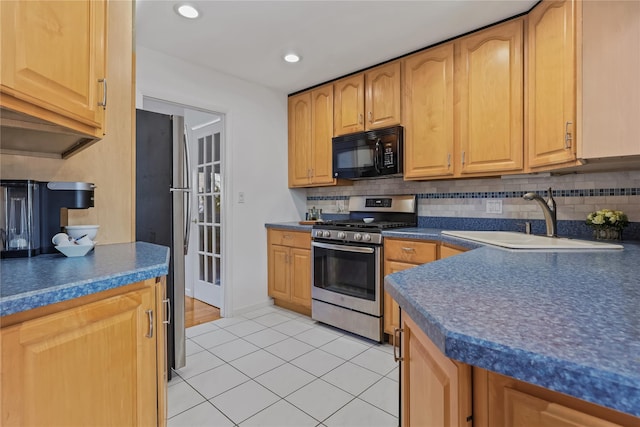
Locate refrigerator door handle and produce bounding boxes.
[183,124,192,255]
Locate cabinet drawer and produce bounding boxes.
[384,239,437,264]
[268,229,311,249]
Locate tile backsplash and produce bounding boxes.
[306,170,640,240]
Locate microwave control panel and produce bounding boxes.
[383,143,395,168]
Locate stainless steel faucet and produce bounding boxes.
[523,187,557,237]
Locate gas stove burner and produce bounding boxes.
[315,220,415,230]
[311,195,417,244]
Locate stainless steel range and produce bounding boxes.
[311,195,417,342]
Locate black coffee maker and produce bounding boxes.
[0,180,95,258]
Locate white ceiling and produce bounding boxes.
[135,0,538,94]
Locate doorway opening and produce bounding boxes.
[142,97,225,326]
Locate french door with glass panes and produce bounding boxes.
[186,119,223,308]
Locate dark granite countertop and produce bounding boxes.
[383,228,640,417]
[265,222,313,232]
[1,242,170,316]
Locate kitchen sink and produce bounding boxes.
[441,230,623,250]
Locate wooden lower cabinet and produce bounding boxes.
[267,228,312,314]
[383,239,438,335]
[440,244,466,259]
[396,310,640,426]
[474,368,639,427]
[400,312,473,427]
[0,278,167,426]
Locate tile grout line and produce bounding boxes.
[170,305,399,426]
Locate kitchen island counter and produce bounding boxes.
[1,241,169,316]
[384,230,640,417]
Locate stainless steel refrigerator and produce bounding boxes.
[135,109,189,374]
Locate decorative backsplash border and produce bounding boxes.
[308,188,640,201]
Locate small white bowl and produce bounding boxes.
[55,243,95,257]
[65,225,100,240]
[363,217,375,223]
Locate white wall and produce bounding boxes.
[136,46,307,316]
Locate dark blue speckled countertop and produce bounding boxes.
[383,228,640,417]
[1,242,170,317]
[265,222,313,232]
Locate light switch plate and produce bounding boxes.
[486,200,503,214]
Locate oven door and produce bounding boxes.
[311,240,382,316]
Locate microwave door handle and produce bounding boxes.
[374,139,382,173]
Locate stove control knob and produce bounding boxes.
[337,231,346,239]
[354,233,362,241]
[363,234,372,242]
[322,230,331,238]
[315,230,323,238]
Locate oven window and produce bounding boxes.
[313,244,376,301]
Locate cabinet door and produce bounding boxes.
[288,92,312,187]
[457,19,524,175]
[365,61,402,130]
[527,0,577,168]
[334,74,365,136]
[475,369,638,427]
[310,85,336,185]
[440,245,466,259]
[1,287,157,426]
[290,248,312,308]
[268,244,290,300]
[580,0,640,159]
[383,261,418,335]
[156,278,168,426]
[403,44,455,179]
[0,0,106,135]
[385,239,438,264]
[401,313,472,427]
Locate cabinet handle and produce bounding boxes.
[447,153,451,169]
[146,309,154,338]
[368,111,372,123]
[401,247,416,253]
[283,234,292,239]
[98,78,107,108]
[359,113,363,125]
[564,121,573,149]
[461,151,466,165]
[393,327,403,362]
[310,168,314,178]
[163,298,171,325]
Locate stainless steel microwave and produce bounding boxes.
[332,126,403,179]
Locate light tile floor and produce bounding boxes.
[168,305,399,427]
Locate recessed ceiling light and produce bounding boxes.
[284,53,301,63]
[176,4,199,19]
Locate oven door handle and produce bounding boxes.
[312,241,375,254]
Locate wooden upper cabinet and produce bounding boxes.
[288,92,312,187]
[527,0,577,169]
[334,74,365,135]
[579,0,640,160]
[457,19,524,175]
[365,61,402,130]
[0,0,107,138]
[402,43,455,179]
[288,84,335,187]
[333,61,401,136]
[310,85,335,185]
